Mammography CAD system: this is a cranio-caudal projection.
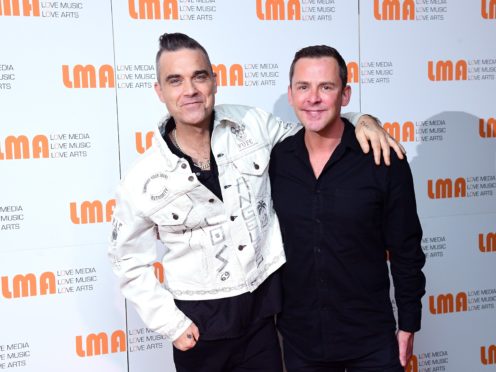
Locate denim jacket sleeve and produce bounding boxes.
[265,109,363,148]
[342,112,364,126]
[109,183,191,342]
[216,104,363,149]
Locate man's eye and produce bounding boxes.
[194,74,208,81]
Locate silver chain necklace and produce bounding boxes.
[172,128,211,171]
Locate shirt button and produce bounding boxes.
[172,213,179,220]
[238,245,246,251]
[196,172,201,177]
[188,176,194,182]
[217,153,224,158]
[230,216,237,221]
[253,162,260,170]
[181,163,187,169]
[209,199,215,203]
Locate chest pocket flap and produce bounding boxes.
[233,147,270,176]
[149,194,194,228]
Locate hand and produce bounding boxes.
[355,114,406,166]
[173,323,200,351]
[397,330,414,367]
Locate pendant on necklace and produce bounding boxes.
[194,159,211,171]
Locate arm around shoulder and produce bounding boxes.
[343,112,406,166]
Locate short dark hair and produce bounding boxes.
[289,45,348,88]
[155,32,213,81]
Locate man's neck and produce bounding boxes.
[173,116,213,164]
[304,118,344,179]
[304,118,344,153]
[176,123,210,142]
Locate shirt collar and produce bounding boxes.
[212,105,246,129]
[289,117,361,155]
[157,105,241,135]
[155,111,217,171]
[340,117,363,153]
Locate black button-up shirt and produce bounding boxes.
[269,119,426,361]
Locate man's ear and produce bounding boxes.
[341,85,352,107]
[154,82,165,103]
[212,72,218,94]
[287,85,294,107]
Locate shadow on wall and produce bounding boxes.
[272,93,298,124]
[408,112,496,372]
[408,111,496,219]
[266,107,496,219]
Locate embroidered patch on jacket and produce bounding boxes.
[215,245,228,273]
[257,200,269,228]
[210,226,225,245]
[111,218,123,243]
[280,119,297,130]
[142,173,169,201]
[231,122,256,150]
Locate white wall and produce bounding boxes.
[0,1,495,371]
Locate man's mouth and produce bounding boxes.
[181,101,203,107]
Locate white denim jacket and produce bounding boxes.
[109,104,361,341]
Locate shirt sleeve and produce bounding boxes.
[383,156,426,333]
[108,184,191,342]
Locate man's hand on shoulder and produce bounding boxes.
[173,323,200,351]
[355,114,406,166]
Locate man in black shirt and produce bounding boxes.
[270,45,426,371]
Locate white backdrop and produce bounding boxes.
[1,1,495,371]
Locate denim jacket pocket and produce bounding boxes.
[150,194,196,233]
[232,147,271,200]
[232,147,270,176]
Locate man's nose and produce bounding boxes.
[307,88,321,103]
[183,79,199,95]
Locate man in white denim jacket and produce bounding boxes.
[108,33,403,372]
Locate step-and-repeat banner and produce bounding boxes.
[1,1,495,371]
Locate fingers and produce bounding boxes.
[387,134,406,160]
[355,121,370,154]
[397,331,414,367]
[355,115,385,165]
[370,133,382,166]
[379,134,391,166]
[355,114,408,166]
[172,336,194,351]
[399,342,407,367]
[191,323,200,342]
[356,128,371,155]
[173,324,200,351]
[397,335,407,367]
